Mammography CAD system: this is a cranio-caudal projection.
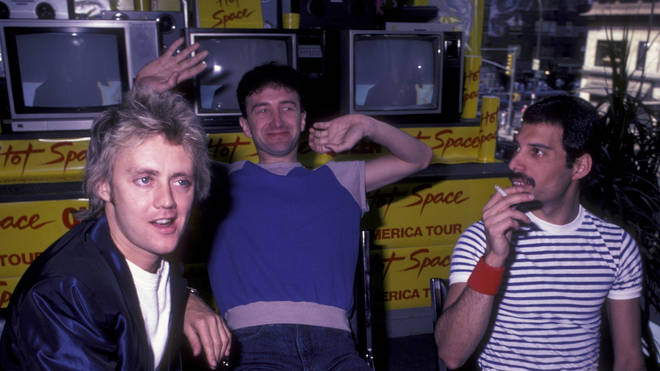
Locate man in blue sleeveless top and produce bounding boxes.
[206,63,432,369]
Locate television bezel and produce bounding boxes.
[187,28,298,127]
[341,29,463,124]
[0,19,158,132]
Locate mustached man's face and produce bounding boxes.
[508,123,588,213]
[99,134,195,272]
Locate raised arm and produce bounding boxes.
[308,114,432,191]
[434,185,533,368]
[607,298,644,371]
[134,38,208,93]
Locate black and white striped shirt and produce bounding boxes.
[449,206,642,370]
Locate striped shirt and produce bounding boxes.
[449,205,642,370]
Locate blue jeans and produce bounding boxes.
[231,324,372,370]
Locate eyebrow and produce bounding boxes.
[526,142,553,150]
[129,168,192,179]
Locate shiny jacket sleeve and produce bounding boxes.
[1,275,137,370]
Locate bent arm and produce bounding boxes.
[2,281,122,370]
[361,117,432,191]
[434,281,497,369]
[607,297,644,371]
[308,114,432,191]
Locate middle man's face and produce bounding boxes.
[239,85,306,164]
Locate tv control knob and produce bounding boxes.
[35,2,56,19]
[0,2,10,19]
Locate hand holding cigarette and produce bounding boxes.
[494,184,535,220]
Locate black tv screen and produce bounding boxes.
[353,35,439,112]
[189,30,296,124]
[5,27,128,114]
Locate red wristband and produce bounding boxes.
[467,257,505,295]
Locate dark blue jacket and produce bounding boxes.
[0,217,186,370]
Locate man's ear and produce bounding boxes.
[300,111,307,132]
[572,153,592,181]
[98,181,112,202]
[238,117,253,138]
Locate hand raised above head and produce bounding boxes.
[135,38,209,94]
[308,114,373,154]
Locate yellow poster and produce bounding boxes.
[374,244,455,310]
[364,177,511,248]
[1,276,19,308]
[197,0,264,28]
[0,199,89,278]
[0,138,89,184]
[207,132,258,163]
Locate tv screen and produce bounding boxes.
[0,19,159,132]
[11,30,125,110]
[341,30,463,124]
[354,36,438,111]
[188,29,297,125]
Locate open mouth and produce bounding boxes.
[151,218,175,227]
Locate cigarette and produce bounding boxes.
[494,184,534,219]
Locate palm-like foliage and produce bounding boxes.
[580,15,660,366]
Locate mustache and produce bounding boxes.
[509,172,536,187]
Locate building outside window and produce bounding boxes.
[636,41,648,70]
[595,39,626,67]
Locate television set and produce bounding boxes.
[340,30,463,124]
[187,28,298,127]
[0,19,160,132]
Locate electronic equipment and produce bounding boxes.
[187,28,298,128]
[0,0,71,20]
[299,0,377,29]
[339,29,463,124]
[187,28,333,128]
[0,19,160,132]
[99,10,184,53]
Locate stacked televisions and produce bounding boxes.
[0,21,464,133]
[186,28,463,129]
[0,19,160,132]
[339,29,463,125]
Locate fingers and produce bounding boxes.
[174,42,201,63]
[196,319,219,369]
[164,37,185,57]
[482,187,534,255]
[183,322,203,356]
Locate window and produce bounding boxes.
[595,40,626,67]
[636,41,648,70]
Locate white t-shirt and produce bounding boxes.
[127,259,172,369]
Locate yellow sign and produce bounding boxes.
[375,244,454,310]
[1,276,19,308]
[0,138,89,184]
[461,55,482,119]
[478,96,500,163]
[0,199,89,278]
[299,126,490,167]
[365,177,511,310]
[206,132,258,163]
[197,0,264,28]
[364,177,510,248]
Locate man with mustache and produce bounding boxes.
[435,95,644,370]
